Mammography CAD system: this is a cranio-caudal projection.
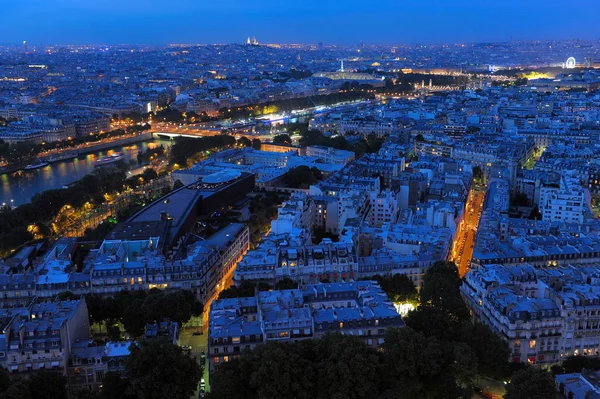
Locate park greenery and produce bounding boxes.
[207,261,514,399]
[372,273,419,304]
[71,339,202,399]
[272,134,292,146]
[0,369,67,399]
[246,191,289,246]
[0,161,168,256]
[84,289,203,338]
[294,126,385,157]
[217,91,375,120]
[136,144,166,165]
[80,181,176,242]
[505,367,559,399]
[0,163,128,254]
[472,165,484,182]
[169,135,237,167]
[0,116,13,127]
[282,166,324,189]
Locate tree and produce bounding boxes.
[312,333,382,399]
[274,277,296,290]
[461,322,510,379]
[173,179,185,190]
[28,371,67,399]
[97,371,135,399]
[505,368,559,399]
[415,134,425,142]
[272,134,292,146]
[120,290,202,337]
[207,360,255,399]
[0,367,10,392]
[405,305,461,343]
[473,165,484,181]
[141,168,158,182]
[419,261,470,322]
[107,324,121,341]
[208,333,382,399]
[283,166,322,189]
[247,342,317,399]
[237,137,251,147]
[73,390,98,399]
[374,274,418,303]
[141,290,198,326]
[0,381,32,399]
[57,291,79,301]
[251,138,262,150]
[512,193,529,207]
[381,327,442,397]
[219,280,260,299]
[562,355,600,373]
[126,340,202,399]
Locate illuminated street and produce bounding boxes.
[452,189,485,276]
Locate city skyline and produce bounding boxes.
[2,0,600,46]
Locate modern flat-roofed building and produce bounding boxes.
[539,172,589,225]
[305,145,355,165]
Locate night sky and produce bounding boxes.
[2,0,599,45]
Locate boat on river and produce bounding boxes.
[94,152,125,167]
[24,160,49,170]
[47,151,78,163]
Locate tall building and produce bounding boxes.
[539,172,589,224]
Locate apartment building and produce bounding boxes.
[462,264,600,365]
[208,281,403,372]
[0,298,91,374]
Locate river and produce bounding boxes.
[0,138,173,206]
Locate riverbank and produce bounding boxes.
[1,138,171,206]
[0,132,154,175]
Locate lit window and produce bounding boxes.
[339,322,344,329]
[529,340,536,349]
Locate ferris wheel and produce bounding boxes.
[565,57,576,69]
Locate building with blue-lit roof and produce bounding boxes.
[208,281,403,372]
[462,263,600,365]
[0,298,90,375]
[555,370,600,399]
[67,339,133,395]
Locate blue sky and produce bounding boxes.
[1,0,599,45]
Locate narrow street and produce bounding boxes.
[452,189,485,277]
